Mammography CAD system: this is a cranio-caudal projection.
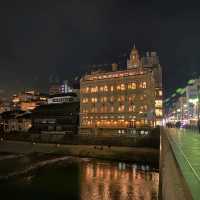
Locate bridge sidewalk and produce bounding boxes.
[166,128,200,200]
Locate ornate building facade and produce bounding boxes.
[80,46,163,135]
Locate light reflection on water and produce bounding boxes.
[0,158,159,200]
[81,161,158,200]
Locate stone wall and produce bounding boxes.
[1,131,160,149]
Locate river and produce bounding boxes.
[0,157,159,200]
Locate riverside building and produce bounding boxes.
[80,46,163,135]
[12,90,48,111]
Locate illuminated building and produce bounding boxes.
[48,79,80,104]
[80,46,163,135]
[31,102,79,133]
[12,90,48,111]
[0,99,11,113]
[60,80,73,93]
[1,111,32,133]
[49,84,61,95]
[165,78,200,127]
[49,80,73,95]
[186,79,200,123]
[48,93,79,104]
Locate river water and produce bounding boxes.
[0,157,159,200]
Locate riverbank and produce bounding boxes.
[1,130,160,149]
[0,141,159,166]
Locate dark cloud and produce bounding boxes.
[0,0,200,97]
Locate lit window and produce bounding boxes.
[138,105,148,113]
[91,98,97,103]
[142,82,147,88]
[121,84,125,90]
[132,83,136,89]
[117,85,121,90]
[128,82,136,90]
[139,82,147,88]
[101,97,107,103]
[104,85,108,92]
[155,109,163,117]
[155,100,163,108]
[128,95,135,102]
[91,86,98,93]
[135,121,139,126]
[100,86,104,92]
[110,86,114,92]
[117,84,126,91]
[86,87,90,93]
[82,98,88,103]
[159,90,163,96]
[118,96,125,102]
[118,105,125,112]
[82,109,88,113]
[128,105,135,112]
[91,107,97,113]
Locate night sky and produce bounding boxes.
[0,0,200,98]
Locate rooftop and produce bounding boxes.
[49,92,78,98]
[81,67,151,82]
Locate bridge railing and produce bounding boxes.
[166,128,200,200]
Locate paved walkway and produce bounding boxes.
[166,128,200,200]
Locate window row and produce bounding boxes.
[81,119,150,127]
[84,71,144,81]
[81,105,148,113]
[81,95,147,104]
[81,82,147,93]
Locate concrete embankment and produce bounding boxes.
[0,141,159,165]
[1,130,160,149]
